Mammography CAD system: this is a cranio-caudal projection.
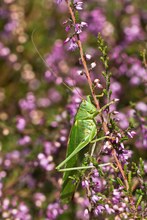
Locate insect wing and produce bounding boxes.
[61,119,97,202]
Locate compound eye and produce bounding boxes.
[88,109,93,114]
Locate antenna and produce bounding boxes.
[31,29,84,100]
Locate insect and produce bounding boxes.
[56,96,115,203]
[31,31,115,203]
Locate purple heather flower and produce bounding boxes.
[75,22,88,34]
[44,141,54,155]
[91,194,99,203]
[127,131,136,138]
[46,202,66,220]
[124,25,140,42]
[44,70,55,83]
[112,188,122,204]
[16,117,26,131]
[90,169,103,192]
[74,1,83,11]
[117,144,132,164]
[129,62,147,85]
[64,37,70,43]
[0,171,6,179]
[65,25,71,32]
[82,9,106,35]
[124,15,144,42]
[117,112,129,129]
[0,46,10,57]
[130,76,141,85]
[136,124,147,149]
[64,37,78,51]
[4,20,18,33]
[45,40,65,71]
[82,179,89,188]
[105,204,115,214]
[94,205,105,215]
[90,62,96,69]
[77,69,83,75]
[142,127,147,148]
[44,141,60,155]
[9,202,32,220]
[33,192,46,207]
[94,79,103,89]
[37,97,50,108]
[66,87,83,122]
[85,53,92,60]
[48,88,62,103]
[92,177,103,192]
[6,150,20,161]
[56,0,62,4]
[19,92,36,111]
[111,45,123,60]
[18,135,31,146]
[21,174,36,188]
[38,153,54,171]
[2,198,10,210]
[103,141,112,153]
[110,81,122,101]
[83,209,89,219]
[144,162,147,173]
[136,102,147,112]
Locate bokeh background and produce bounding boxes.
[0,0,147,219]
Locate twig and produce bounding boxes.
[65,0,136,211]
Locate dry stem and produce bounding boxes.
[65,1,138,212]
[66,0,129,190]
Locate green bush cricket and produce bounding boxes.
[31,32,116,203]
[56,96,117,203]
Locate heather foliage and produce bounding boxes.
[0,0,147,219]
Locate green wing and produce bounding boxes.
[60,119,97,203]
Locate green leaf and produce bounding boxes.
[116,177,125,187]
[124,164,128,176]
[139,157,145,176]
[136,195,143,208]
[128,171,132,191]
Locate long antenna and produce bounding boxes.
[31,29,84,100]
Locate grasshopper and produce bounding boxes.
[31,31,115,203]
[56,96,116,203]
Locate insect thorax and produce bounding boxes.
[76,100,97,120]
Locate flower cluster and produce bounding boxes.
[62,1,86,51]
[0,0,147,219]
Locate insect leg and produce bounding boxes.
[56,138,90,170]
[93,99,119,117]
[58,163,112,172]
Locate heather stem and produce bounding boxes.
[65,0,136,212]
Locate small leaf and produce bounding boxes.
[124,164,128,176]
[110,178,116,182]
[141,201,145,211]
[117,177,125,187]
[103,89,107,95]
[139,157,145,176]
[128,171,132,191]
[97,166,104,177]
[136,195,143,208]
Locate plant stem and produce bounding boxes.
[65,0,136,212]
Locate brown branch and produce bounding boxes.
[66,0,128,189]
[64,2,138,212]
[111,148,129,190]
